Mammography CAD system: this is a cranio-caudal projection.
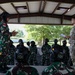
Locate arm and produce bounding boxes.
[10,30,18,36]
[65,36,70,39]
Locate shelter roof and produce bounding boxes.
[0,0,75,25]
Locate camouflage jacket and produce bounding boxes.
[41,44,51,54]
[69,26,75,44]
[0,21,11,54]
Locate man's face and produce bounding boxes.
[71,18,75,24]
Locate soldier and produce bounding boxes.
[27,41,30,49]
[41,38,51,65]
[16,39,29,62]
[65,15,75,63]
[8,40,16,65]
[26,41,31,59]
[51,39,62,62]
[0,12,17,72]
[28,41,37,65]
[6,45,39,75]
[52,39,61,53]
[62,40,73,66]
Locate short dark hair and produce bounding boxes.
[0,12,10,22]
[45,38,49,42]
[1,12,10,18]
[54,39,58,42]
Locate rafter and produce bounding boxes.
[0,0,75,4]
[62,4,75,15]
[8,22,72,25]
[11,3,19,14]
[41,0,47,12]
[26,2,30,13]
[11,3,20,23]
[39,0,42,12]
[0,6,6,12]
[60,16,64,24]
[52,2,61,14]
[9,13,72,20]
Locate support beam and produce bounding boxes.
[11,3,20,23]
[60,16,64,24]
[8,22,72,25]
[18,16,20,23]
[52,2,61,14]
[41,0,47,12]
[62,4,75,15]
[26,2,30,13]
[9,13,72,20]
[39,0,42,12]
[11,3,19,14]
[0,6,6,12]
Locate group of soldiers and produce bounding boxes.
[0,36,72,66]
[5,38,74,75]
[0,11,73,72]
[15,39,37,65]
[6,38,72,66]
[3,38,73,66]
[41,38,73,66]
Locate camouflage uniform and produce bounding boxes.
[8,41,16,65]
[28,45,37,65]
[16,42,29,63]
[69,26,75,62]
[62,45,70,65]
[51,44,62,63]
[0,21,11,66]
[41,44,51,65]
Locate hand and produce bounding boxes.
[12,30,18,36]
[64,36,70,39]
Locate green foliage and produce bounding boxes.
[24,25,72,44]
[15,30,24,37]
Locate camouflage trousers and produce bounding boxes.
[69,44,75,62]
[42,54,50,65]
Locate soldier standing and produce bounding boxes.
[28,41,37,65]
[8,40,16,65]
[51,39,61,62]
[41,38,51,65]
[52,39,61,51]
[15,39,29,62]
[26,41,30,50]
[0,12,17,72]
[65,16,75,63]
[62,40,73,66]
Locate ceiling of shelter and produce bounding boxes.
[0,0,75,24]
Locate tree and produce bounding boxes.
[15,30,24,37]
[24,25,72,45]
